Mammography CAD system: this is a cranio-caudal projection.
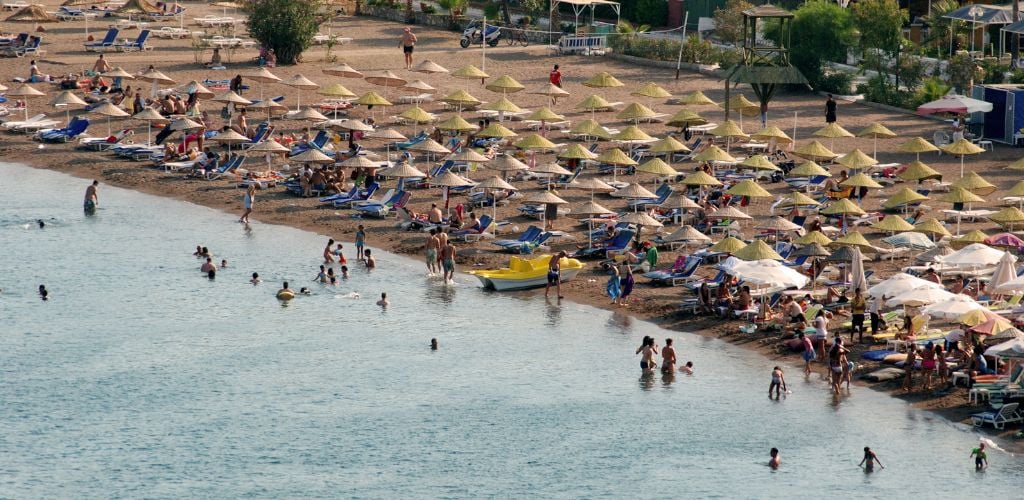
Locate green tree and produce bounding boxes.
[851,0,906,75]
[947,53,984,93]
[920,0,962,57]
[712,0,753,46]
[633,0,667,27]
[245,0,324,65]
[769,1,853,88]
[437,0,468,20]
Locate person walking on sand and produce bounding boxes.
[84,180,99,214]
[426,228,440,275]
[769,366,787,398]
[399,27,418,69]
[825,94,837,123]
[549,64,562,105]
[618,264,635,305]
[661,338,677,374]
[545,251,566,298]
[607,265,621,305]
[859,447,884,472]
[902,344,917,392]
[239,184,255,223]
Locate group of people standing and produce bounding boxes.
[635,336,692,376]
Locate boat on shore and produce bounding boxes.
[470,254,584,291]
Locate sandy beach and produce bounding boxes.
[4,3,1024,448]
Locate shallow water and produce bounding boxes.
[0,162,1020,498]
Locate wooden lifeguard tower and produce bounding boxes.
[723,4,808,122]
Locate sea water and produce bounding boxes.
[0,162,1020,498]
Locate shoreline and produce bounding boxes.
[3,10,1023,451]
[8,156,1019,453]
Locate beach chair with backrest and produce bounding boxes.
[452,214,494,241]
[628,185,672,209]
[37,117,89,142]
[645,255,702,286]
[971,402,1022,430]
[115,30,151,52]
[493,226,541,249]
[208,156,244,180]
[320,185,358,204]
[333,182,379,208]
[355,191,410,218]
[84,29,118,52]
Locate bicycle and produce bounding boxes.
[503,27,529,47]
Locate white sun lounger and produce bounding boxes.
[1,113,47,130]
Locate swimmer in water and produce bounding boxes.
[313,265,327,283]
[680,361,693,374]
[334,243,347,265]
[193,245,203,257]
[329,275,337,286]
[365,249,376,269]
[430,338,438,350]
[38,284,48,301]
[250,272,262,285]
[37,219,45,229]
[220,259,228,269]
[769,448,780,469]
[200,257,217,273]
[859,447,883,472]
[201,247,211,258]
[376,292,389,307]
[299,287,312,295]
[278,282,293,295]
[341,265,349,279]
[207,269,216,280]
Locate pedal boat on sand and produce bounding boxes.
[470,254,585,291]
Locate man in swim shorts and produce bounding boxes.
[441,241,456,282]
[426,228,440,275]
[84,180,99,214]
[399,27,418,69]
[545,251,566,298]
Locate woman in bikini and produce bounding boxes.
[635,336,658,374]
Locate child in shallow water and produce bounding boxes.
[769,366,787,398]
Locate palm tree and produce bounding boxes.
[921,0,964,57]
[616,20,650,36]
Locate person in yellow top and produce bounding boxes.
[850,288,867,343]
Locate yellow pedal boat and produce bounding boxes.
[470,254,585,291]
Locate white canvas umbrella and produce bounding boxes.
[989,251,1019,295]
[940,243,1005,268]
[850,246,867,293]
[730,259,809,289]
[922,294,985,320]
[985,336,1024,359]
[991,274,1024,295]
[886,287,956,307]
[868,272,944,298]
